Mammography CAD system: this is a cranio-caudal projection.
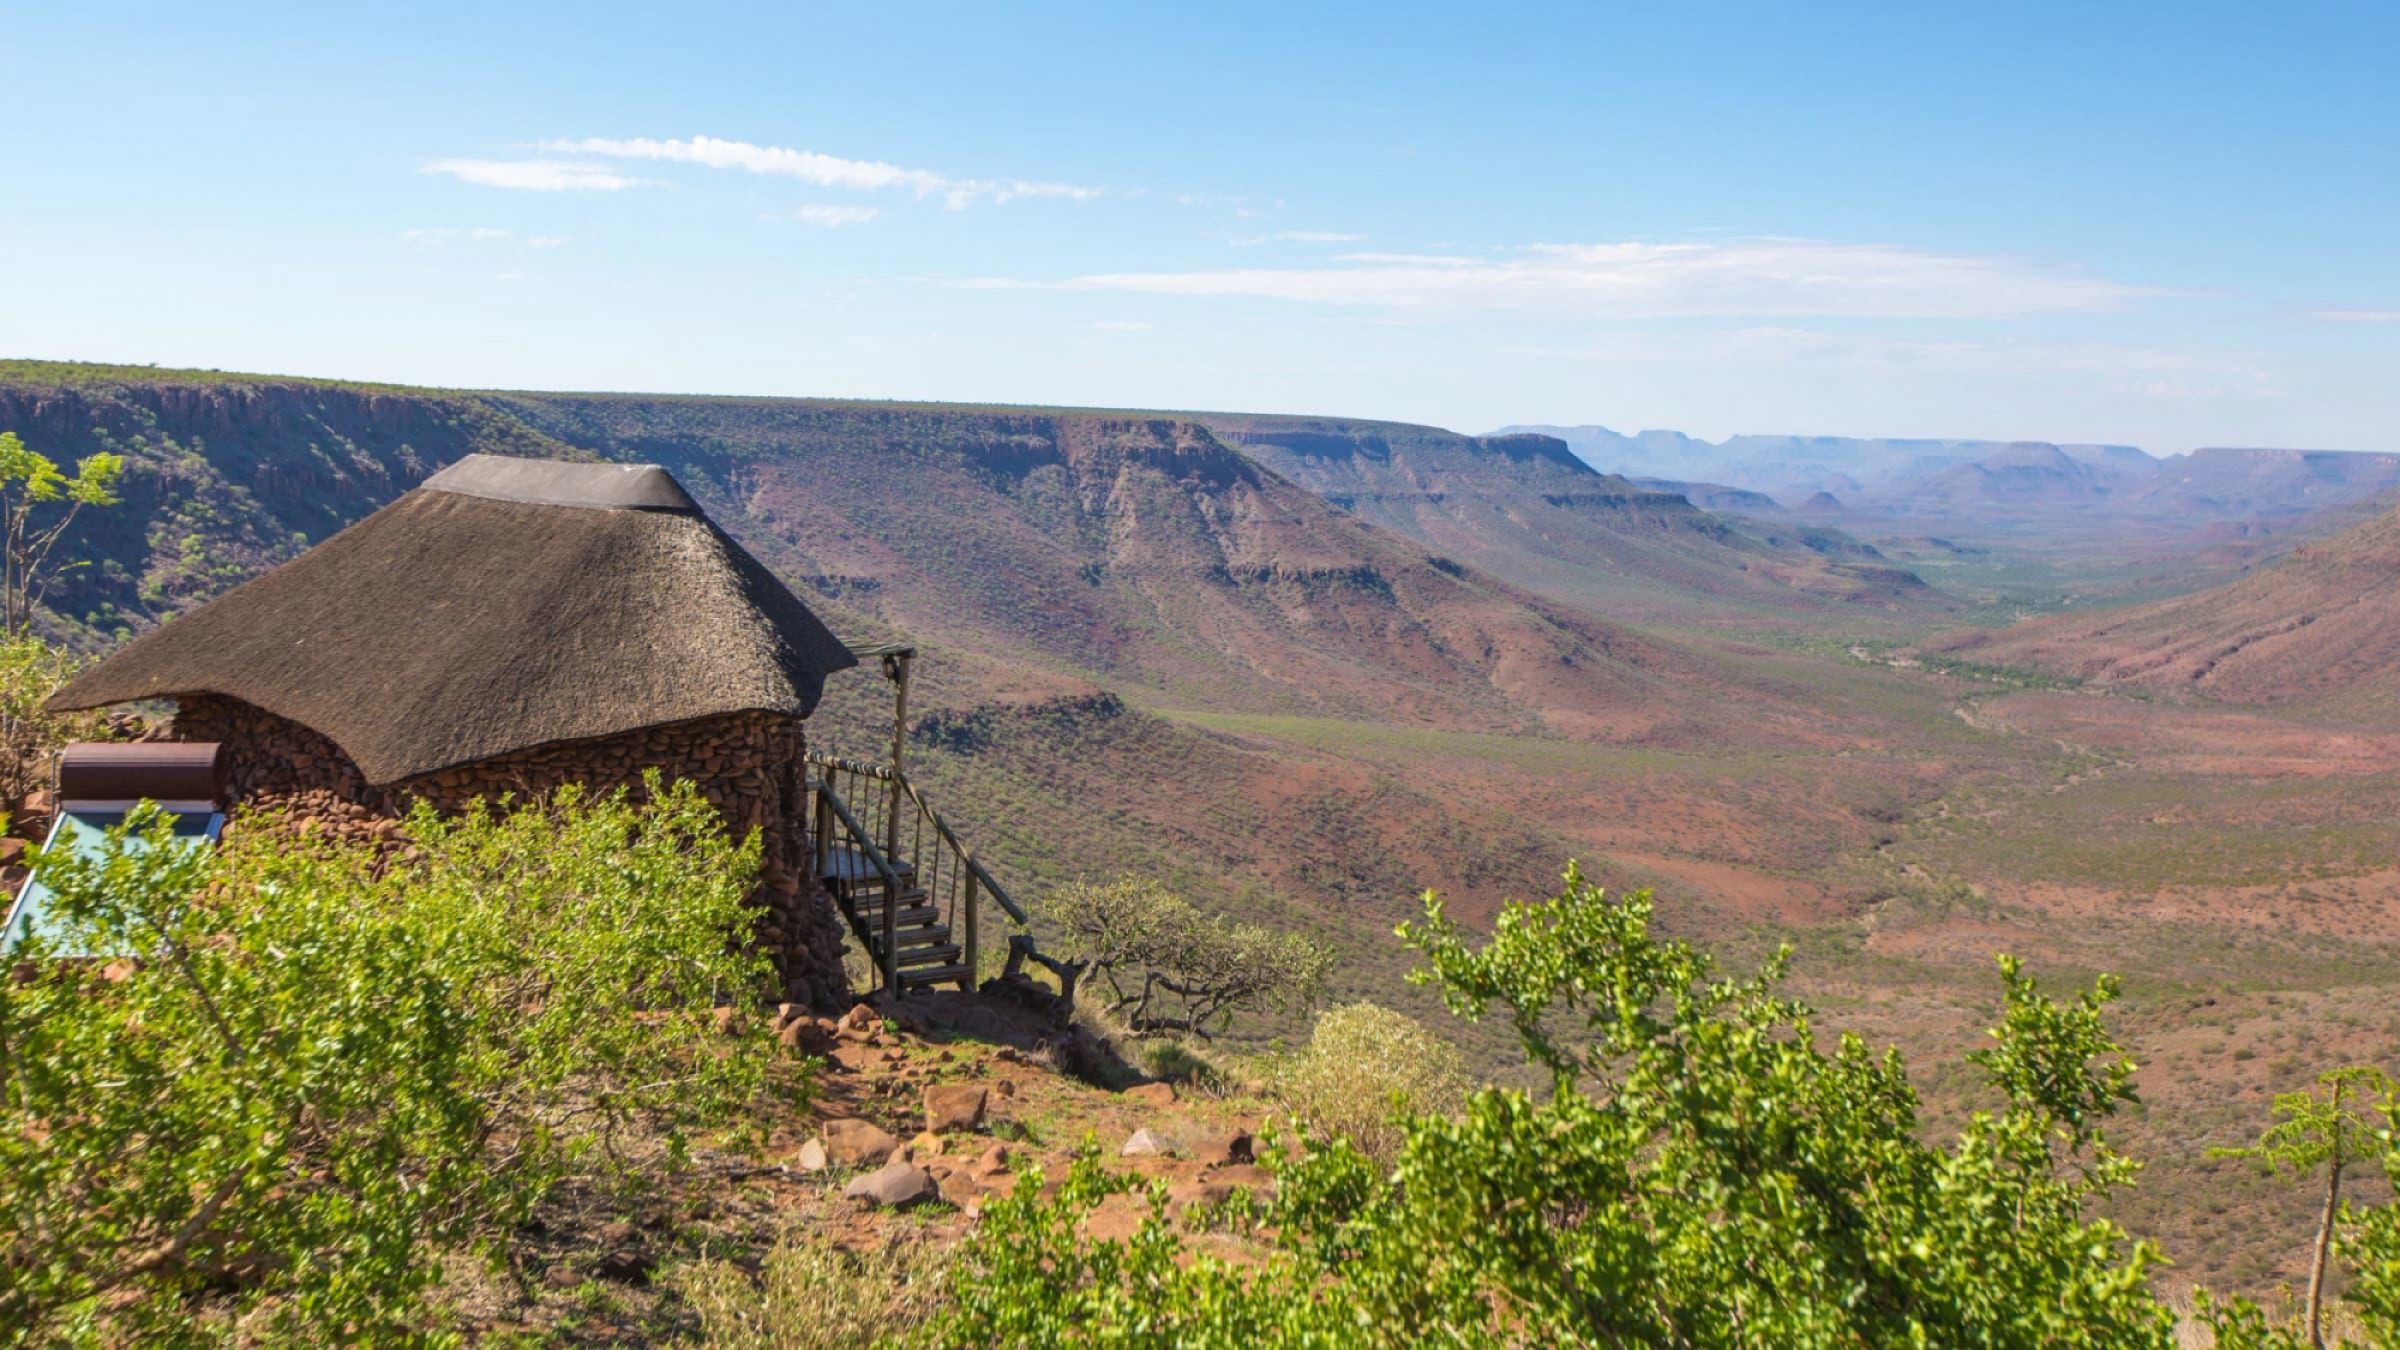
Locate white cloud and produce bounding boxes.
[422,159,643,191]
[537,135,1099,209]
[400,226,514,245]
[1333,251,1481,267]
[1277,230,1364,243]
[956,237,2157,320]
[527,234,573,248]
[793,204,880,227]
[1093,319,1153,332]
[2312,308,2400,323]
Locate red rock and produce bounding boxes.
[844,1159,934,1209]
[819,1118,901,1167]
[923,1083,989,1134]
[937,1169,985,1208]
[1124,1081,1177,1108]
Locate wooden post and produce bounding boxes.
[964,869,981,991]
[883,871,898,998]
[812,775,832,881]
[882,649,912,861]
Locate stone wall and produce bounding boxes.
[172,694,851,1008]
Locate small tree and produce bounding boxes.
[0,430,124,634]
[1039,875,1331,1039]
[2210,1066,2397,1348]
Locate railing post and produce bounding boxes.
[965,870,980,991]
[812,776,832,881]
[883,875,899,998]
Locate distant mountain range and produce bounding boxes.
[1206,416,1939,624]
[1499,425,2400,531]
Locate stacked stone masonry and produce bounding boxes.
[171,694,851,1008]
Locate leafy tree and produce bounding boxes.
[0,431,124,634]
[0,776,796,1344]
[2209,1067,2396,1347]
[1039,875,1330,1039]
[942,864,2174,1347]
[2204,1071,2400,1348]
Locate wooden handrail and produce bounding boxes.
[807,751,1029,926]
[806,749,1068,1007]
[814,777,903,995]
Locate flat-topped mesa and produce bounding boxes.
[46,453,862,1005]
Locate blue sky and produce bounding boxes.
[8,1,2396,451]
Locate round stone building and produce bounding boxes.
[44,454,861,1006]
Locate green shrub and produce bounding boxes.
[1138,1038,1225,1089]
[0,776,796,1343]
[939,863,2176,1346]
[675,1233,949,1349]
[1271,1001,1466,1164]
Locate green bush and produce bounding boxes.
[675,1233,949,1349]
[939,863,2176,1346]
[0,776,797,1344]
[1270,1001,1466,1164]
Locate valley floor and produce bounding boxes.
[822,642,2400,1299]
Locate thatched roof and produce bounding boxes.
[49,455,859,784]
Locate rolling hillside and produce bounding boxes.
[1933,497,2400,715]
[491,394,1754,743]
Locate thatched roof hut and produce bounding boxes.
[48,455,858,784]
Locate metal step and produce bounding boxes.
[898,963,973,991]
